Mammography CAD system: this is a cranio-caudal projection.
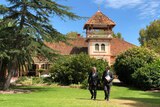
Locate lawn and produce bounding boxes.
[0,85,160,107]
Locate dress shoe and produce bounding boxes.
[91,95,93,99]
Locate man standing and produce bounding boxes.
[88,67,98,100]
[102,66,114,101]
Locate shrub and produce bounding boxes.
[16,77,52,85]
[16,77,33,85]
[132,60,160,90]
[49,53,108,85]
[114,47,158,85]
[32,77,44,84]
[80,78,88,89]
[70,83,81,88]
[49,56,74,85]
[37,69,46,77]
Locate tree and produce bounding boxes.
[132,59,160,90]
[112,32,124,40]
[49,53,108,85]
[66,32,80,38]
[114,47,157,85]
[139,19,160,53]
[0,0,80,90]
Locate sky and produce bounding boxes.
[1,0,160,46]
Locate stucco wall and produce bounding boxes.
[88,39,112,65]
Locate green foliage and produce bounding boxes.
[66,32,80,38]
[69,83,81,88]
[37,69,45,73]
[16,77,33,85]
[112,32,124,40]
[16,76,52,85]
[0,0,81,90]
[132,60,160,90]
[32,77,44,85]
[49,53,108,85]
[114,47,158,85]
[139,19,160,53]
[81,78,88,89]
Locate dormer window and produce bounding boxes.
[95,44,99,51]
[101,44,105,51]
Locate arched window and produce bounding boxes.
[95,44,99,51]
[101,44,105,51]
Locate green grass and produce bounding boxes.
[0,85,160,107]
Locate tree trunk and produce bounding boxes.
[2,69,14,91]
[2,60,16,91]
[0,70,6,89]
[0,60,7,90]
[0,58,2,72]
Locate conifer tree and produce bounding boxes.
[0,0,81,90]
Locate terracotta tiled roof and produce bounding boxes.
[45,37,135,57]
[110,38,136,56]
[84,11,115,29]
[45,37,88,55]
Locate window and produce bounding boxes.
[101,44,105,51]
[95,44,99,51]
[41,64,50,70]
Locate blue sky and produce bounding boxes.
[1,0,160,46]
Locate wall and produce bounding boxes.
[88,39,112,65]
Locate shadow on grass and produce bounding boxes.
[10,85,56,92]
[0,100,6,101]
[76,98,91,101]
[76,98,104,101]
[113,82,151,91]
[117,97,160,106]
[113,81,160,106]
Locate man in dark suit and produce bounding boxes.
[102,66,114,101]
[88,67,98,100]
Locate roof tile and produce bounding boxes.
[84,11,115,29]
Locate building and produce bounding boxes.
[33,10,135,72]
[45,10,135,65]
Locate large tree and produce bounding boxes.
[139,19,160,53]
[0,0,80,90]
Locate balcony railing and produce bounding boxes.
[87,33,112,38]
[86,30,113,38]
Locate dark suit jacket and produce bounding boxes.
[88,72,98,86]
[102,70,114,86]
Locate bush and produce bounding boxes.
[16,77,32,85]
[16,77,52,85]
[132,60,160,90]
[32,77,44,84]
[70,83,81,88]
[114,47,158,85]
[49,53,108,85]
[81,79,88,89]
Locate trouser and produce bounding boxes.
[89,84,97,99]
[104,85,111,100]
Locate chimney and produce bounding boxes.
[77,34,80,37]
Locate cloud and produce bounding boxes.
[94,0,104,4]
[138,1,160,18]
[106,0,143,8]
[93,0,160,18]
